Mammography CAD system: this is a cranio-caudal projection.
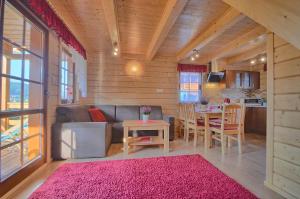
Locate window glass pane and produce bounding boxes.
[179,72,201,103]
[24,21,43,56]
[67,86,74,101]
[23,136,41,164]
[24,81,43,109]
[190,83,199,91]
[1,77,22,111]
[24,54,43,82]
[3,3,24,46]
[190,73,199,83]
[1,116,21,147]
[2,41,23,78]
[23,114,43,139]
[1,143,22,180]
[180,91,200,103]
[180,72,189,83]
[244,72,250,87]
[60,50,74,104]
[68,73,73,86]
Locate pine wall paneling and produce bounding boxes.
[266,33,300,199]
[83,53,178,117]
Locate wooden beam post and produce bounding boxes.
[176,8,245,61]
[101,0,121,52]
[223,0,300,50]
[265,32,274,187]
[146,0,188,61]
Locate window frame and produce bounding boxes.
[59,46,76,105]
[179,72,203,103]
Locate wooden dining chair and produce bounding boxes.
[185,104,205,146]
[178,103,187,139]
[208,103,245,154]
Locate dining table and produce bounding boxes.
[195,108,222,149]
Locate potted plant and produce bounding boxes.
[200,97,209,111]
[141,106,151,121]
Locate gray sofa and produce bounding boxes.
[52,105,175,159]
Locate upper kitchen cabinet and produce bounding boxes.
[226,70,260,89]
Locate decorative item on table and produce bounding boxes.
[224,98,230,104]
[200,97,209,111]
[141,106,151,122]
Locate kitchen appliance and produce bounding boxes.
[207,72,225,83]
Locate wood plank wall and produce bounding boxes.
[82,53,178,117]
[266,33,300,199]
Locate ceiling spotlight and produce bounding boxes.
[260,56,266,62]
[113,51,118,56]
[114,47,119,52]
[250,59,256,65]
[190,56,195,61]
[195,53,200,58]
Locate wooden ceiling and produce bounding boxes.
[157,0,229,56]
[47,0,267,64]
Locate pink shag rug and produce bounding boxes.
[30,155,257,199]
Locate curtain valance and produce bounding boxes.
[26,0,87,59]
[177,64,207,73]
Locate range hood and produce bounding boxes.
[207,72,224,83]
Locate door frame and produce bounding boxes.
[0,0,49,196]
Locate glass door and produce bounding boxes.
[0,2,45,181]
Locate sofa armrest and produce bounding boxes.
[52,122,112,159]
[163,115,175,141]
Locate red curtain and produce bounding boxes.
[177,64,207,73]
[26,0,87,59]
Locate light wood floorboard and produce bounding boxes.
[5,134,283,199]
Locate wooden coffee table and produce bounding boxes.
[122,120,170,154]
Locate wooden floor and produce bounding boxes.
[4,133,283,199]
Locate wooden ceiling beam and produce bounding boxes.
[176,8,245,61]
[223,0,300,50]
[146,0,188,61]
[226,43,267,65]
[197,26,267,64]
[101,0,121,52]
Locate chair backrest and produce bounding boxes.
[220,103,245,131]
[186,104,196,124]
[179,103,186,120]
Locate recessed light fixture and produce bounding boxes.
[112,42,119,56]
[190,56,195,61]
[250,59,256,65]
[260,56,266,62]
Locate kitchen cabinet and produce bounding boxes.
[225,70,260,89]
[244,107,266,135]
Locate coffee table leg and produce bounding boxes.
[164,126,169,153]
[124,126,129,155]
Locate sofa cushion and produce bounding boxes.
[115,105,140,122]
[56,106,91,122]
[94,105,116,122]
[88,108,106,122]
[139,106,162,120]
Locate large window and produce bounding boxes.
[60,49,75,104]
[0,2,45,182]
[179,72,202,103]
